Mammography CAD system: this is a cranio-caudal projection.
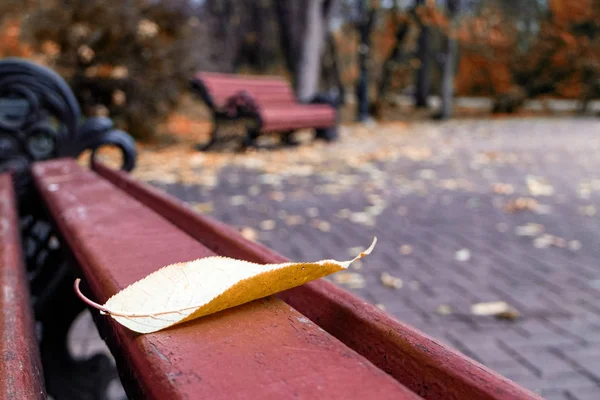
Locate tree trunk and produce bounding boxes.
[322,30,345,104]
[376,18,409,104]
[414,0,431,108]
[438,35,457,119]
[438,0,460,120]
[356,1,375,121]
[274,0,304,81]
[297,0,327,101]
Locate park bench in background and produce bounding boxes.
[190,72,339,150]
[1,58,542,399]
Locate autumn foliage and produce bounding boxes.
[1,0,205,139]
[0,0,598,140]
[455,0,599,109]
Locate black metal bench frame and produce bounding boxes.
[189,77,340,151]
[0,57,137,400]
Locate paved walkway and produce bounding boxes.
[73,118,600,399]
[152,118,600,399]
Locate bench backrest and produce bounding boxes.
[193,72,296,110]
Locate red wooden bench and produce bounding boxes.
[0,174,45,399]
[190,72,339,150]
[27,157,541,400]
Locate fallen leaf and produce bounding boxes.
[312,220,331,232]
[240,227,258,241]
[269,192,285,202]
[331,272,366,289]
[436,304,452,316]
[492,183,514,195]
[470,301,519,320]
[380,272,403,289]
[579,205,596,217]
[248,185,261,196]
[533,234,566,249]
[229,195,247,206]
[526,175,554,196]
[190,202,213,214]
[282,216,303,226]
[259,219,276,231]
[455,249,471,262]
[515,223,544,237]
[75,238,377,333]
[399,244,413,255]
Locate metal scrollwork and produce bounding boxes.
[0,57,136,196]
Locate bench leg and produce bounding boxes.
[315,126,339,142]
[39,271,118,400]
[20,205,119,400]
[281,130,300,147]
[242,128,260,150]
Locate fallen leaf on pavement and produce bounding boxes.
[399,244,413,255]
[526,175,554,196]
[436,304,453,316]
[240,227,258,241]
[75,238,377,333]
[568,240,582,251]
[312,220,331,232]
[515,223,544,237]
[229,195,247,206]
[579,205,596,217]
[470,301,519,320]
[380,272,403,289]
[284,215,305,226]
[190,202,214,214]
[533,234,566,249]
[492,183,514,195]
[332,272,366,289]
[259,219,276,231]
[455,248,471,262]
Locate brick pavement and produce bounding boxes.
[75,118,600,398]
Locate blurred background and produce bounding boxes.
[3,1,599,399]
[1,0,598,139]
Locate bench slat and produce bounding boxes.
[196,72,296,109]
[0,174,46,399]
[33,160,420,400]
[93,161,542,400]
[260,105,336,132]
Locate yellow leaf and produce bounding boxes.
[75,238,377,334]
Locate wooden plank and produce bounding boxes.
[0,174,46,399]
[94,161,543,400]
[32,159,420,400]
